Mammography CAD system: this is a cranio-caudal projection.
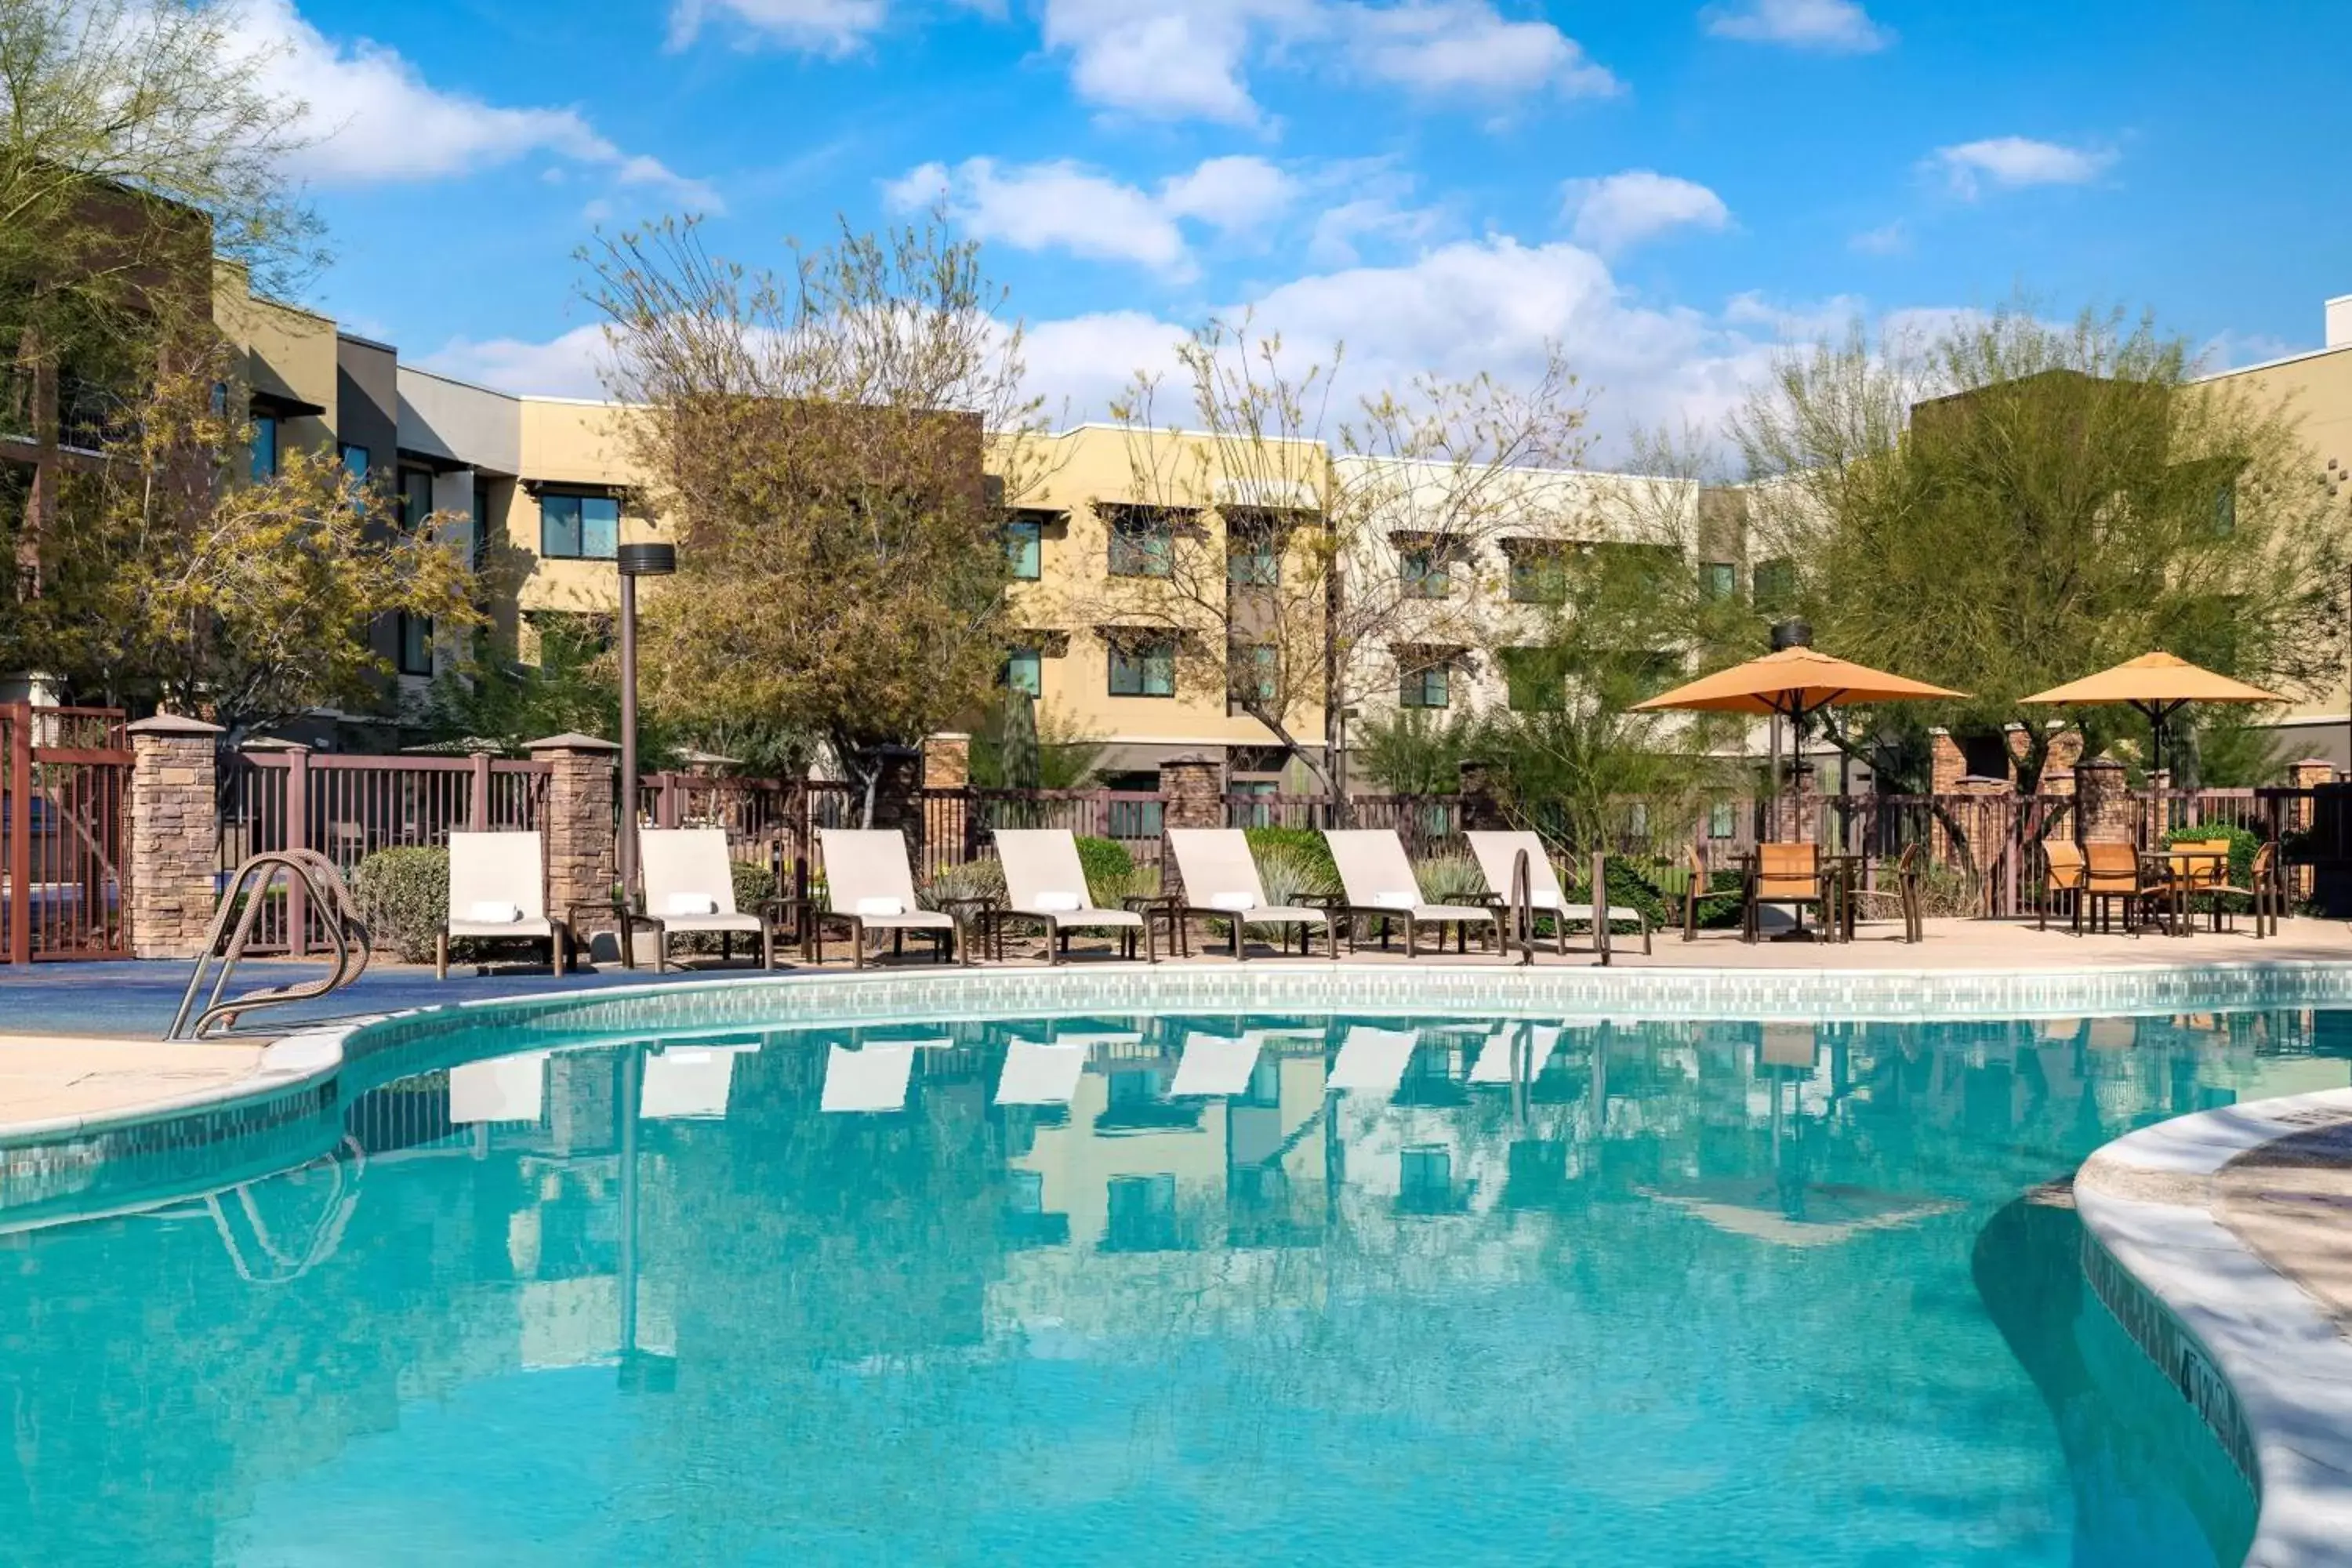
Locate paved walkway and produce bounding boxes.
[2219,1109,2352,1341]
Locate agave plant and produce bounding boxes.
[1413,852,1490,907]
[1253,842,1335,908]
[920,857,1004,909]
[1092,862,1162,909]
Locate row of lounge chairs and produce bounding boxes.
[434,824,1650,976]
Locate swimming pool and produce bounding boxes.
[7,985,2347,1566]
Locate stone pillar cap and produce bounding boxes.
[524,731,621,753]
[927,731,972,743]
[1162,752,1217,765]
[127,713,225,736]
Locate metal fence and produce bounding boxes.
[219,749,551,953]
[0,706,131,961]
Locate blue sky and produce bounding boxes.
[245,0,2352,458]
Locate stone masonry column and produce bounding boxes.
[128,714,226,960]
[1160,753,1225,831]
[527,733,619,927]
[2075,757,2132,846]
[2288,759,2335,901]
[922,732,972,866]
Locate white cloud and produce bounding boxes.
[416,324,611,399]
[666,0,888,55]
[229,0,718,208]
[1702,0,1892,52]
[883,154,1298,277]
[1561,171,1731,255]
[1930,136,2115,197]
[1342,1,1620,98]
[1035,0,1615,125]
[1849,220,1907,256]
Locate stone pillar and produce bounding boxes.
[1457,760,1507,832]
[527,732,619,924]
[1929,731,1966,794]
[128,714,225,959]
[2288,759,2335,901]
[1770,760,1817,844]
[2075,757,2132,845]
[1160,753,1224,832]
[864,745,924,837]
[2044,728,2085,776]
[922,731,971,866]
[2310,782,2352,916]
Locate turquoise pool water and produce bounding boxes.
[8,1004,2345,1566]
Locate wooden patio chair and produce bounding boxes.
[2038,840,2086,935]
[1742,842,1824,942]
[2156,837,2231,935]
[2083,841,2158,935]
[1839,841,1924,943]
[2212,840,2285,938]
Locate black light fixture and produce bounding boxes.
[616,542,677,920]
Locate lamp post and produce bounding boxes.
[616,542,677,916]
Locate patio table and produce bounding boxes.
[2140,847,2232,937]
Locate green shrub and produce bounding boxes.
[1252,840,1335,906]
[1607,858,1744,931]
[1245,826,1337,892]
[1412,853,1489,906]
[351,845,449,963]
[920,858,1005,908]
[1074,836,1134,903]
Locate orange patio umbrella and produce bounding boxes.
[1632,645,1968,834]
[2019,651,2281,778]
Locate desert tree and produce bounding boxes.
[50,328,482,740]
[1726,303,2346,862]
[1058,314,1593,802]
[2,0,320,592]
[585,215,1055,822]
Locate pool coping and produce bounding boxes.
[2075,1088,2352,1567]
[16,953,2352,1149]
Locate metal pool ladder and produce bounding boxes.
[166,850,373,1040]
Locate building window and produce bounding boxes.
[2211,479,2237,538]
[251,414,278,481]
[1005,516,1042,579]
[1229,779,1276,829]
[1003,648,1043,697]
[397,612,434,677]
[471,480,492,573]
[1228,528,1279,586]
[338,443,369,483]
[1752,557,1796,615]
[1501,648,1566,712]
[1708,801,1737,840]
[1399,545,1450,600]
[1507,544,1569,604]
[1109,637,1176,698]
[1104,1173,1180,1251]
[1229,642,1277,706]
[1400,659,1450,710]
[541,492,619,560]
[1399,1145,1454,1213]
[1702,561,1737,600]
[401,470,434,532]
[1107,508,1175,578]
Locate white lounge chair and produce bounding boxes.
[640,1040,758,1120]
[1164,828,1334,960]
[438,830,569,978]
[993,829,1154,965]
[1323,829,1497,958]
[1465,829,1651,956]
[639,827,774,972]
[815,829,964,968]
